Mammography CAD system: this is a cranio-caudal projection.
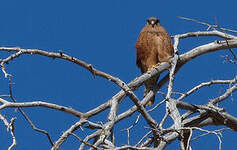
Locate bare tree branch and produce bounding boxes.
[210,83,237,104]
[6,77,55,146]
[0,114,17,150]
[0,23,237,149]
[0,99,84,117]
[52,118,87,150]
[71,133,102,150]
[178,16,237,33]
[177,76,237,101]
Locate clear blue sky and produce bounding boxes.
[0,0,236,149]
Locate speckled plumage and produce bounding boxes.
[135,17,174,106]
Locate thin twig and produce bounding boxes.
[79,130,102,150]
[221,55,237,65]
[214,17,237,60]
[0,114,17,150]
[121,113,142,145]
[70,133,101,150]
[7,117,17,150]
[178,16,237,33]
[177,76,237,101]
[52,118,87,150]
[7,77,54,146]
[135,130,152,147]
[187,127,225,150]
[210,83,237,104]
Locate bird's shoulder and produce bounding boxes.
[136,26,171,49]
[140,25,169,37]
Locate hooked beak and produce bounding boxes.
[151,20,155,27]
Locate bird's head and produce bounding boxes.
[146,17,160,27]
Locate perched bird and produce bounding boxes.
[135,17,174,106]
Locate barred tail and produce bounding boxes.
[144,75,159,106]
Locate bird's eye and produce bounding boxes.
[146,19,150,24]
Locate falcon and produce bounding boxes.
[135,17,174,106]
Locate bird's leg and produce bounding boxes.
[150,63,159,70]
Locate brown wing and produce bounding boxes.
[136,31,158,73]
[154,26,174,63]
